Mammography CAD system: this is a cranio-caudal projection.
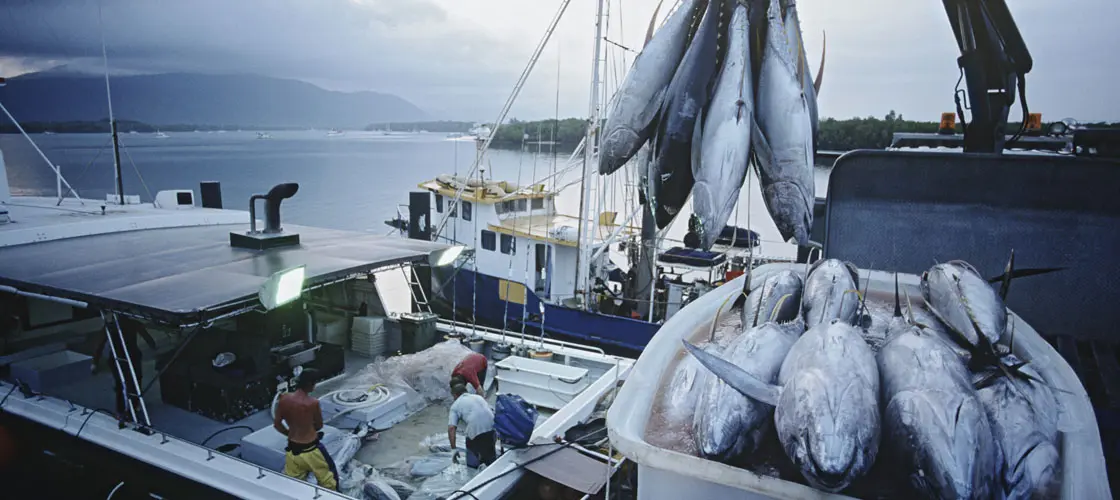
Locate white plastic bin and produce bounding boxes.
[607,263,1111,500]
[495,356,590,410]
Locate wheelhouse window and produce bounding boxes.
[500,234,516,255]
[462,201,472,221]
[516,199,528,212]
[481,230,496,251]
[435,194,444,213]
[531,198,544,210]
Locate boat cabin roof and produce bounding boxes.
[0,218,446,326]
[418,178,556,205]
[489,212,637,248]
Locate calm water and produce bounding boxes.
[0,130,832,258]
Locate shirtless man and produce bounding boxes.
[273,368,339,491]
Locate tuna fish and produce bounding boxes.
[690,320,804,461]
[974,356,1062,500]
[691,2,754,250]
[750,0,817,245]
[878,278,1001,499]
[664,342,721,424]
[599,0,708,175]
[647,0,722,229]
[801,258,861,328]
[741,268,803,329]
[686,319,881,492]
[921,260,1008,349]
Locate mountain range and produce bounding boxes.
[0,70,427,129]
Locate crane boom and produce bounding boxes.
[942,0,1032,153]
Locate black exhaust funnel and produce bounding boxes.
[230,182,301,250]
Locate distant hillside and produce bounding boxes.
[365,121,478,133]
[0,71,427,129]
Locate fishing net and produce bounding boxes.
[342,340,476,412]
[411,462,481,500]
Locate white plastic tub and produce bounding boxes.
[608,263,1112,500]
[495,356,591,410]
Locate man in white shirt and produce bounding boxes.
[448,383,496,467]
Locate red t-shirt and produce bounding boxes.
[451,353,487,393]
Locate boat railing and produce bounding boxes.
[0,380,350,499]
[435,318,620,359]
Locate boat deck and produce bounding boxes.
[47,343,499,471]
[0,195,248,247]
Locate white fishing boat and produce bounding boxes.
[387,1,792,354]
[327,129,345,137]
[256,132,273,140]
[0,141,634,498]
[153,130,169,139]
[0,24,634,498]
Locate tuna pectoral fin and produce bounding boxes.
[750,118,772,172]
[691,107,705,176]
[682,340,782,405]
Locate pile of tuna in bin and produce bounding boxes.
[674,257,1065,499]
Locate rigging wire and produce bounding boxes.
[531,124,545,350]
[116,138,155,201]
[500,133,529,339]
[433,0,575,240]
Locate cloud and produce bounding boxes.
[0,0,1116,122]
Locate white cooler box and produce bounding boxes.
[494,356,591,410]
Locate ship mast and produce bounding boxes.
[98,0,125,205]
[574,0,607,309]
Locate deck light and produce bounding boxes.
[260,265,306,310]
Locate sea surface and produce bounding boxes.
[0,130,833,259]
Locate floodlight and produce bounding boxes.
[260,265,306,310]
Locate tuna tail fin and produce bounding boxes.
[983,249,1065,301]
[683,340,782,405]
[857,266,872,322]
[645,0,666,48]
[893,273,902,318]
[813,31,826,95]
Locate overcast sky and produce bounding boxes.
[0,0,1116,122]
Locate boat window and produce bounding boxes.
[435,194,444,213]
[481,230,496,251]
[500,234,516,255]
[463,201,472,221]
[450,201,457,218]
[516,199,528,212]
[495,202,506,215]
[531,198,544,210]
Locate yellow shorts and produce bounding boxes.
[283,442,339,491]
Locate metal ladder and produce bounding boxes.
[400,264,434,315]
[101,311,152,427]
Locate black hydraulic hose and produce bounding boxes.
[200,425,255,448]
[447,426,610,500]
